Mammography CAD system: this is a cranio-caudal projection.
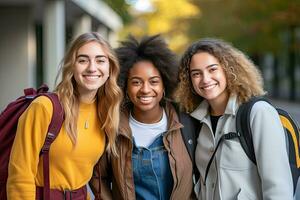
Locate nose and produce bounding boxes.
[201,71,210,83]
[87,60,97,72]
[140,82,151,93]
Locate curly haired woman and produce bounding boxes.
[90,35,196,200]
[174,38,293,200]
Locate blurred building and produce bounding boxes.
[0,0,122,109]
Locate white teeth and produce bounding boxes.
[138,96,153,104]
[202,84,216,90]
[139,96,152,101]
[84,75,100,80]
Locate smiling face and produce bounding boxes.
[73,41,110,102]
[189,52,229,106]
[127,60,164,117]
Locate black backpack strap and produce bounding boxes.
[39,93,64,200]
[178,111,202,184]
[204,132,239,185]
[236,96,271,165]
[178,111,202,163]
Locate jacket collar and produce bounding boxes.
[190,94,239,121]
[118,102,183,139]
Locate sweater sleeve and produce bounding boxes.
[7,96,52,200]
[251,101,294,200]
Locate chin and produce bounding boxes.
[136,105,155,112]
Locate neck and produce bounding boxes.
[132,106,163,124]
[79,93,97,104]
[208,93,229,116]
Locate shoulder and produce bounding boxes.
[247,100,282,127]
[29,95,54,116]
[250,100,278,116]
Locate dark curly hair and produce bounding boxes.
[116,34,179,107]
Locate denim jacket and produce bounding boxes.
[90,102,196,200]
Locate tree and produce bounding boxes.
[119,0,200,52]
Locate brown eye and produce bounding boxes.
[131,80,142,86]
[78,58,89,64]
[96,58,106,64]
[150,79,160,85]
[191,71,201,78]
[209,67,217,72]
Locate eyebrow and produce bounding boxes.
[76,54,108,59]
[190,63,218,72]
[129,76,161,80]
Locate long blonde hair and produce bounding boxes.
[174,38,265,112]
[55,32,122,154]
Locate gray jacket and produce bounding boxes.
[191,95,293,200]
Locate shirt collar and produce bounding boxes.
[190,94,239,121]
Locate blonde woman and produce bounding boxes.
[7,32,122,200]
[174,38,293,200]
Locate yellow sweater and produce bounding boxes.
[7,96,105,200]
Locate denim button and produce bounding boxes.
[188,139,193,144]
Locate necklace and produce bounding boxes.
[84,119,89,129]
[80,98,96,130]
[84,109,92,129]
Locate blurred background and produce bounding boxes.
[0,0,299,117]
[0,0,299,198]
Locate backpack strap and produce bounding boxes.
[236,96,271,165]
[203,132,239,185]
[39,93,64,200]
[178,111,202,163]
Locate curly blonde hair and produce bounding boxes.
[174,38,265,113]
[54,32,122,155]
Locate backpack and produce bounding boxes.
[0,84,64,200]
[236,96,300,196]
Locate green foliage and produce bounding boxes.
[189,0,300,54]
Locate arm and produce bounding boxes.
[251,101,293,200]
[89,150,113,200]
[7,97,52,200]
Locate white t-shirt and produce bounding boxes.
[129,109,168,148]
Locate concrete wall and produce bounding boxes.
[0,6,36,110]
[0,0,123,111]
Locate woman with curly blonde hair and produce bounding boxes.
[174,38,293,200]
[7,32,122,199]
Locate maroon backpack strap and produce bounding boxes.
[39,93,64,200]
